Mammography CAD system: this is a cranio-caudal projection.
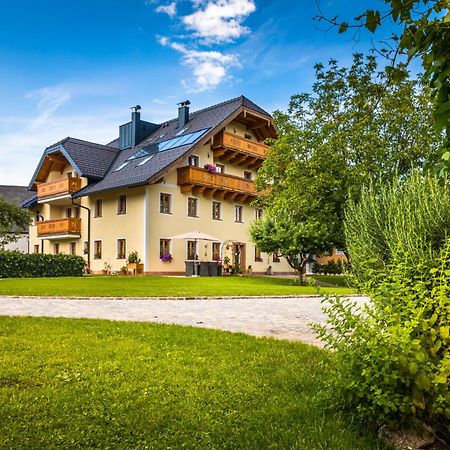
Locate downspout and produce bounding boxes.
[72,198,91,270]
[37,214,45,254]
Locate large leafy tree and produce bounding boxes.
[315,1,449,157]
[252,54,443,265]
[0,197,31,249]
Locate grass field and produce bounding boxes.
[0,317,385,449]
[0,275,356,297]
[311,274,353,287]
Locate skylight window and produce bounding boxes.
[114,161,130,172]
[138,155,154,166]
[176,127,189,136]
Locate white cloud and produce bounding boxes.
[156,2,177,17]
[183,0,256,44]
[160,39,239,92]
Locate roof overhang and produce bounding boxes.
[27,144,83,191]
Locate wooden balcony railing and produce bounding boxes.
[37,177,82,200]
[37,218,81,238]
[177,166,257,203]
[212,131,269,168]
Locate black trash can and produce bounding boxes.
[199,261,210,276]
[209,261,220,276]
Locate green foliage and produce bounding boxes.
[312,260,348,275]
[256,54,442,258]
[315,244,450,439]
[126,251,141,264]
[316,172,450,440]
[0,251,85,278]
[0,317,387,449]
[0,197,31,249]
[345,171,450,284]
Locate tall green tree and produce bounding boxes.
[253,54,443,259]
[0,197,31,249]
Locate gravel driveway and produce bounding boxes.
[0,296,368,346]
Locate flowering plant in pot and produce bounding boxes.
[127,251,144,275]
[160,253,173,262]
[204,163,216,174]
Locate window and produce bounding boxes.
[83,241,88,255]
[273,252,280,263]
[114,161,130,172]
[74,207,80,218]
[212,242,221,261]
[255,208,263,220]
[255,246,263,262]
[160,193,171,214]
[117,239,126,259]
[34,212,41,225]
[118,195,127,215]
[34,244,39,254]
[216,164,225,173]
[212,201,221,220]
[53,243,60,255]
[159,239,171,258]
[94,241,102,259]
[188,155,199,167]
[244,133,252,140]
[187,240,197,260]
[187,197,198,217]
[66,207,72,218]
[234,205,243,223]
[70,242,76,255]
[94,199,103,218]
[243,171,252,180]
[67,172,72,178]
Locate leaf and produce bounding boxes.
[338,22,349,33]
[439,326,449,340]
[365,10,380,33]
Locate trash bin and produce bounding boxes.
[209,261,220,276]
[199,261,210,276]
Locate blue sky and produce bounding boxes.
[0,0,403,185]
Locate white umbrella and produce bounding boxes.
[168,231,222,276]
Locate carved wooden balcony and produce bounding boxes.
[177,166,257,203]
[212,131,269,168]
[37,177,82,203]
[37,218,81,239]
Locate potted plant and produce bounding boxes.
[120,265,127,275]
[160,253,173,263]
[102,262,112,275]
[127,251,144,275]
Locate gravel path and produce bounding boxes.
[0,296,368,346]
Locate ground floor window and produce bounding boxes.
[117,239,126,259]
[34,244,39,254]
[273,251,280,263]
[160,239,171,258]
[53,243,60,255]
[255,246,263,262]
[187,240,197,260]
[212,242,221,261]
[94,241,102,259]
[70,242,77,255]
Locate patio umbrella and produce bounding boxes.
[167,231,222,276]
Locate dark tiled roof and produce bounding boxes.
[0,185,30,204]
[31,96,271,198]
[59,138,119,179]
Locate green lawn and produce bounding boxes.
[0,275,356,297]
[310,274,353,287]
[0,317,386,449]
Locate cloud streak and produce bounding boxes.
[153,0,256,92]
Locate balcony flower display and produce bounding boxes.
[160,253,173,262]
[204,163,217,174]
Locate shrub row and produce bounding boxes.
[0,251,85,278]
[312,260,348,275]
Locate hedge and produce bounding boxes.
[0,251,85,278]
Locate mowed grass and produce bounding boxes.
[311,274,354,287]
[0,275,356,297]
[0,317,386,449]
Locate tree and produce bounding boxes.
[315,1,449,158]
[0,197,31,249]
[254,54,443,257]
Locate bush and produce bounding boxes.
[312,260,347,275]
[0,251,85,278]
[316,172,450,441]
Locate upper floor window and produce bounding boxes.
[188,155,199,167]
[244,133,252,140]
[234,205,243,223]
[66,207,72,218]
[118,195,127,215]
[243,171,252,181]
[74,207,80,218]
[94,199,103,218]
[255,208,263,220]
[273,252,281,263]
[160,193,172,214]
[255,246,263,262]
[187,197,198,217]
[117,239,126,259]
[212,201,221,220]
[216,164,225,173]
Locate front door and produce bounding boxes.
[232,243,246,271]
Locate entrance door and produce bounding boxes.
[232,243,246,271]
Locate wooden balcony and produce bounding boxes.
[212,131,269,168]
[37,177,82,203]
[37,218,81,239]
[177,166,257,203]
